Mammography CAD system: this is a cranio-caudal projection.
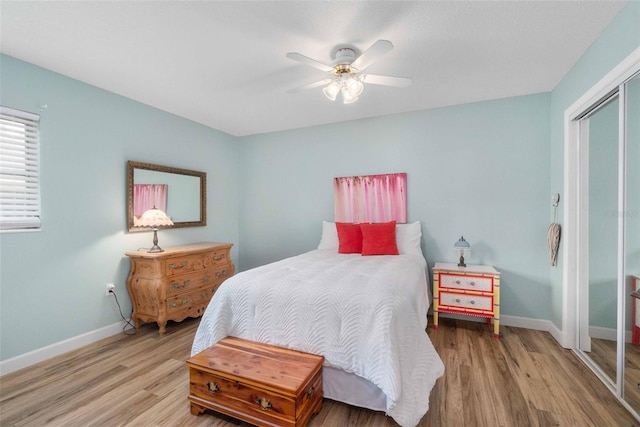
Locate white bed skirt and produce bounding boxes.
[323,366,387,412]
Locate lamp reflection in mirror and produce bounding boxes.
[137,207,174,253]
[454,236,471,267]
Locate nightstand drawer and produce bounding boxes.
[440,274,493,292]
[440,292,493,311]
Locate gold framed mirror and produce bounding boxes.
[127,161,206,231]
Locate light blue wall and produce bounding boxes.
[238,93,552,321]
[0,55,240,360]
[549,1,640,329]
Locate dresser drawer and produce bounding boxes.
[211,264,232,282]
[166,270,216,297]
[440,274,493,292]
[164,253,210,276]
[167,287,215,314]
[208,249,231,267]
[440,291,493,311]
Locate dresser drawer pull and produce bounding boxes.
[256,397,272,411]
[206,382,220,393]
[455,280,461,285]
[168,261,188,270]
[470,300,476,305]
[455,298,461,303]
[213,254,226,261]
[470,281,476,286]
[306,385,315,400]
[171,297,190,308]
[215,270,228,279]
[172,280,191,289]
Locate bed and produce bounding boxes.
[191,221,445,427]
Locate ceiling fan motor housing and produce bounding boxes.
[334,48,356,65]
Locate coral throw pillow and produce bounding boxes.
[361,221,399,256]
[336,222,362,253]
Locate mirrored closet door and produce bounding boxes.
[623,73,640,413]
[575,69,640,416]
[579,93,620,384]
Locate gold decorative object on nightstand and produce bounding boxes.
[126,242,234,334]
[432,262,501,338]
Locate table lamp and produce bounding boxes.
[454,236,471,267]
[137,207,174,253]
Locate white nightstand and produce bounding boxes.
[432,262,501,338]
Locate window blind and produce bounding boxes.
[0,106,41,230]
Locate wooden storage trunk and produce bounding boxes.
[187,336,324,427]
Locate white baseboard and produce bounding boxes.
[0,321,123,376]
[437,312,566,343]
[501,314,551,331]
[589,325,633,343]
[438,312,552,329]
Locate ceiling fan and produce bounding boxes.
[286,40,412,104]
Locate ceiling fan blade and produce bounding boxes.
[287,79,333,94]
[286,52,334,73]
[350,40,394,72]
[360,74,412,88]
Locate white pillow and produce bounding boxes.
[396,221,423,256]
[317,221,339,250]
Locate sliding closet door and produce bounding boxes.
[578,95,620,384]
[624,73,640,412]
[568,50,640,420]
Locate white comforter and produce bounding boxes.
[191,250,445,427]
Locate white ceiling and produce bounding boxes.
[0,1,628,137]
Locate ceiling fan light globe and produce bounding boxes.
[341,87,359,104]
[346,76,364,98]
[343,96,359,105]
[323,81,340,101]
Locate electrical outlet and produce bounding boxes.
[105,283,115,296]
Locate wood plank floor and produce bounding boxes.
[589,337,640,415]
[1,317,638,426]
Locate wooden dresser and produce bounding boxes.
[126,242,234,334]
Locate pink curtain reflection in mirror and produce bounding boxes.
[334,173,407,223]
[134,184,168,219]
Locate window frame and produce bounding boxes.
[0,106,41,232]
